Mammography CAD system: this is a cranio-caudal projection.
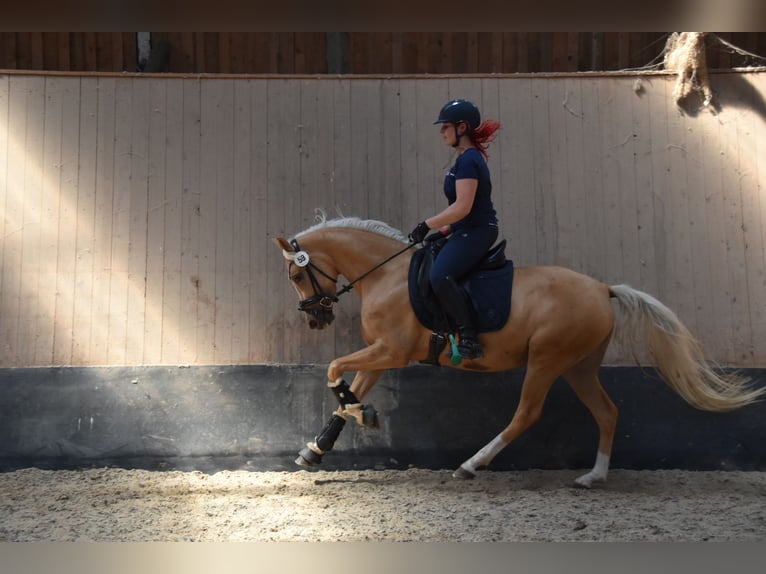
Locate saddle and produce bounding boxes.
[408,237,515,344]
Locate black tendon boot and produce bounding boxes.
[434,275,484,360]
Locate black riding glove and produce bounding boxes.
[409,221,430,243]
[424,228,449,243]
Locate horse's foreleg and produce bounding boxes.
[296,342,405,468]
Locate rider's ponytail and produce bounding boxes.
[469,120,501,160]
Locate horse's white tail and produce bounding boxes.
[609,283,764,411]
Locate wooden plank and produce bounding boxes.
[664,79,697,335]
[52,77,80,365]
[578,76,607,279]
[250,33,272,73]
[212,79,235,364]
[351,79,380,219]
[502,76,536,263]
[197,79,222,364]
[83,33,98,71]
[160,78,184,364]
[204,33,220,73]
[349,33,368,74]
[478,77,503,228]
[174,32,196,73]
[390,33,403,74]
[516,33,529,73]
[596,79,626,284]
[179,78,202,362]
[96,33,113,72]
[613,78,641,287]
[111,32,124,72]
[265,78,299,363]
[125,78,150,365]
[71,78,98,365]
[2,33,17,68]
[529,76,555,264]
[90,77,116,366]
[380,78,403,230]
[121,32,136,73]
[296,78,333,363]
[551,33,570,72]
[277,33,295,74]
[218,33,231,74]
[398,78,419,240]
[18,76,45,364]
[370,33,392,74]
[416,78,449,227]
[561,76,588,274]
[735,74,763,365]
[401,33,419,74]
[229,33,245,74]
[195,33,206,73]
[681,90,716,362]
[502,33,518,73]
[716,82,751,362]
[107,77,133,365]
[546,77,574,268]
[143,78,168,365]
[630,74,659,297]
[0,76,26,365]
[248,79,269,363]
[749,73,766,364]
[0,75,10,363]
[328,78,355,358]
[230,79,253,363]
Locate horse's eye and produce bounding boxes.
[291,273,304,283]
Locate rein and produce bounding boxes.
[287,237,416,310]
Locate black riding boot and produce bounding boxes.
[433,276,483,359]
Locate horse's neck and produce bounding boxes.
[311,229,406,283]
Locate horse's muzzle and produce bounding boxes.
[307,307,335,330]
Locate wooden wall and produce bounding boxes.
[0,71,764,368]
[1,33,765,74]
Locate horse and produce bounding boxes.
[274,214,764,488]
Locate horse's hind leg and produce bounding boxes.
[563,340,618,489]
[454,364,558,479]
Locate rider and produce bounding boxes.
[409,99,502,360]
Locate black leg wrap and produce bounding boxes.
[314,413,347,453]
[329,379,360,407]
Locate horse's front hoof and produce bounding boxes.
[295,445,323,467]
[452,465,476,480]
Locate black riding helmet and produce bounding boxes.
[434,99,481,130]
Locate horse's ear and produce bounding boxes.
[274,237,292,252]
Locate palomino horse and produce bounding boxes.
[274,215,764,488]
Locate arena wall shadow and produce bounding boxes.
[0,364,764,473]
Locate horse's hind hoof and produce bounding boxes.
[295,445,323,467]
[452,466,476,480]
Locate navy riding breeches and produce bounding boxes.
[429,224,499,296]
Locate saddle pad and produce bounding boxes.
[408,246,514,333]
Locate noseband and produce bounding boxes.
[288,238,339,316]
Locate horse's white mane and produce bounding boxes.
[295,209,408,244]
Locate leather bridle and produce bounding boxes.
[285,236,416,320]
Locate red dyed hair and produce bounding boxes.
[468,120,502,160]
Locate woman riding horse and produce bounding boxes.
[409,99,502,360]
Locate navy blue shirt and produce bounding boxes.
[443,147,498,230]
